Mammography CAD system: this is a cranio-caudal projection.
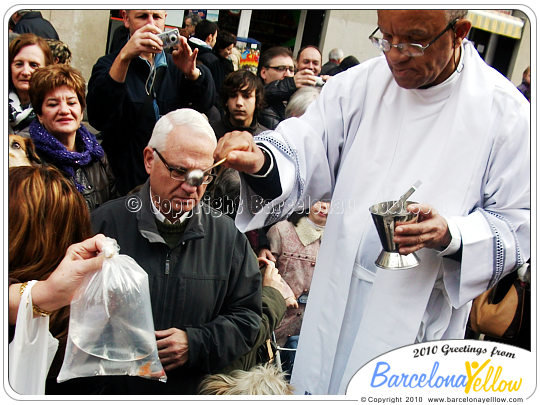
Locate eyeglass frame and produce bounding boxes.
[265,65,295,73]
[153,148,214,185]
[368,18,459,57]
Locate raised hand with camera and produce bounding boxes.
[109,11,168,83]
[171,35,201,81]
[293,68,319,88]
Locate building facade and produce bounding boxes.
[35,8,530,88]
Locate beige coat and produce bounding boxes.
[267,219,322,346]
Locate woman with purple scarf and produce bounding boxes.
[29,64,117,210]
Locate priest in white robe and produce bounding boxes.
[213,10,530,395]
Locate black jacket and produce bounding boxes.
[33,140,118,212]
[210,114,268,140]
[258,77,297,130]
[89,180,262,394]
[193,46,220,81]
[189,39,233,111]
[219,286,286,373]
[13,11,59,39]
[198,50,234,96]
[86,51,215,195]
[320,60,338,75]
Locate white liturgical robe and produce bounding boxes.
[236,40,530,395]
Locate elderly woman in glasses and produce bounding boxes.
[28,64,117,211]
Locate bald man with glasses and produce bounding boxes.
[215,10,530,394]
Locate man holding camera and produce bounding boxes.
[258,46,327,130]
[87,9,215,195]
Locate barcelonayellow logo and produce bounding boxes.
[347,340,534,400]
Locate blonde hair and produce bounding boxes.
[198,363,294,395]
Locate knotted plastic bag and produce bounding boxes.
[57,238,166,383]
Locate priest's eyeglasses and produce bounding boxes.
[153,148,214,185]
[369,18,458,57]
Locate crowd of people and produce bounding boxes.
[8,8,530,397]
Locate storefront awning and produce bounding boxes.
[468,10,525,39]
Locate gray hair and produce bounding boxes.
[285,86,321,118]
[185,12,202,25]
[446,10,468,21]
[148,109,216,151]
[329,48,344,61]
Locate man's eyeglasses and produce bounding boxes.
[266,65,295,73]
[153,148,214,185]
[369,18,459,57]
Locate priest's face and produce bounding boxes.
[377,10,465,89]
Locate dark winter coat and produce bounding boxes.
[13,11,59,39]
[88,180,262,394]
[86,51,215,195]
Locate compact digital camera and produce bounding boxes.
[157,29,180,50]
[314,76,326,87]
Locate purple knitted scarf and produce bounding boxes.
[29,120,104,192]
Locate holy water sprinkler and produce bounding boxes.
[388,180,422,214]
[185,157,227,187]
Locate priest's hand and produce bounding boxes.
[155,328,189,371]
[393,203,451,255]
[214,130,266,174]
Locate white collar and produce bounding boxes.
[295,216,325,247]
[149,187,190,224]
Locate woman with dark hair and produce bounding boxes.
[8,33,53,136]
[8,165,93,392]
[28,64,116,210]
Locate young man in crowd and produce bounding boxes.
[210,69,267,139]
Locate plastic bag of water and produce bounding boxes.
[57,238,167,383]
